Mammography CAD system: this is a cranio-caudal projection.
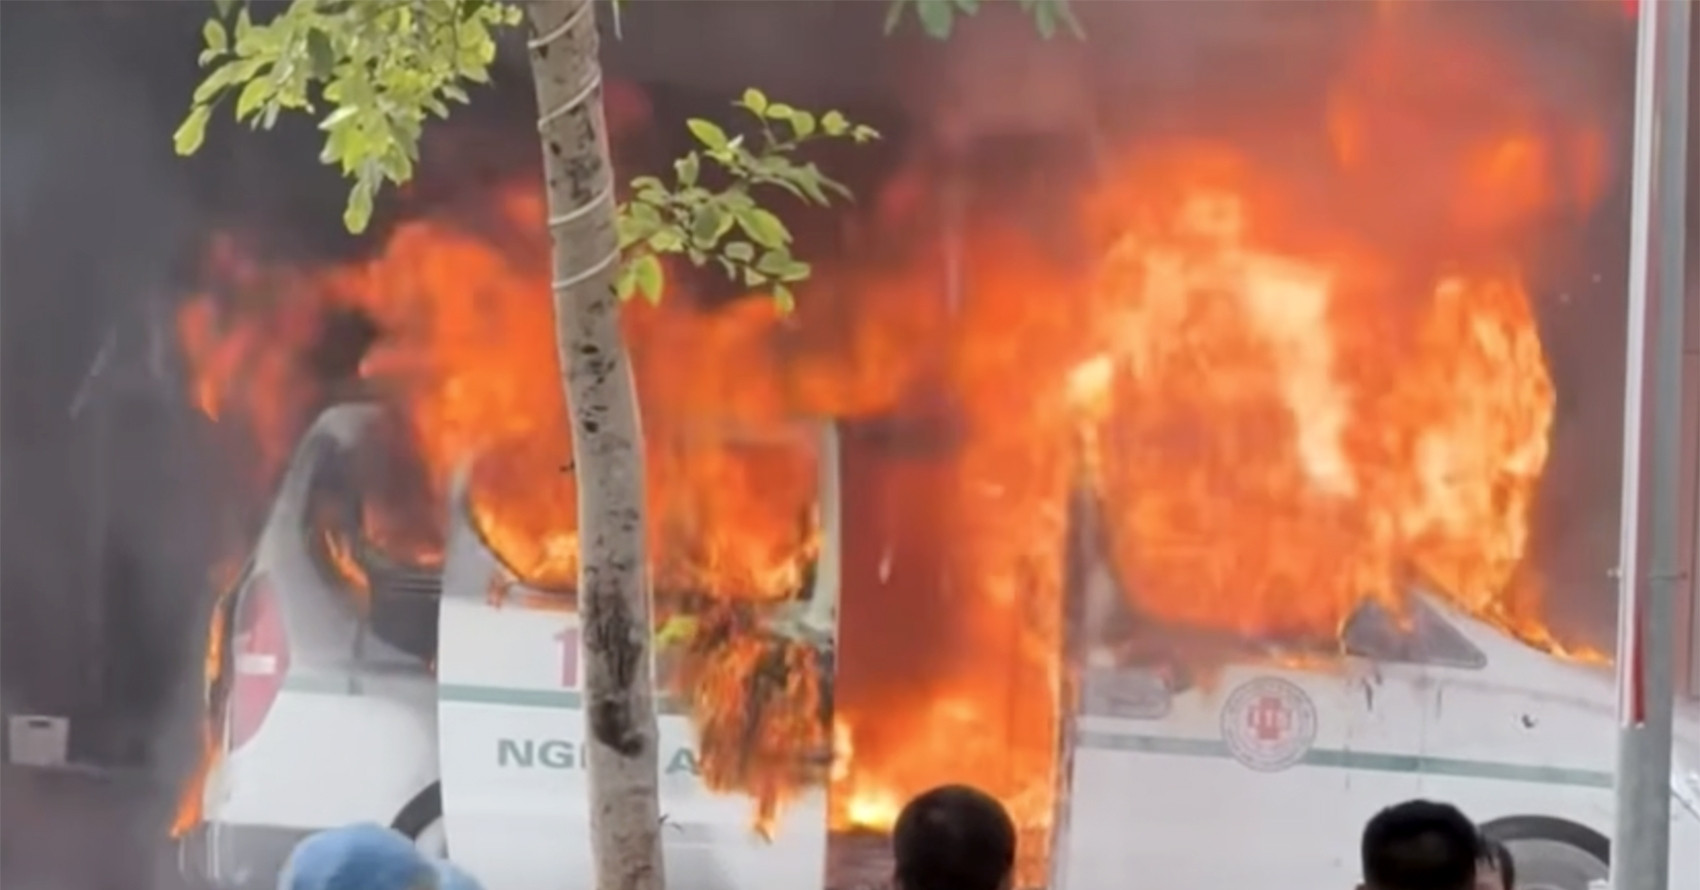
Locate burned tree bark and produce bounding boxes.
[522,3,665,890]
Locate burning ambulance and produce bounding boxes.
[171,7,1668,888]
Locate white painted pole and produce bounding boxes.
[1612,2,1692,889]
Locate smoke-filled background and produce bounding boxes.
[0,2,1651,888]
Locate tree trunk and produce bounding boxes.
[522,4,665,890]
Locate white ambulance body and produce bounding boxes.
[186,403,1700,890]
[1052,491,1700,890]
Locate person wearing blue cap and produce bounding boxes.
[277,822,484,890]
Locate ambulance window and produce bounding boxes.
[302,441,370,606]
[1341,599,1487,670]
[301,423,443,663]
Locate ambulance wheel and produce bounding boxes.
[394,782,447,857]
[1481,816,1609,890]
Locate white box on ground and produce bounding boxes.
[7,714,70,767]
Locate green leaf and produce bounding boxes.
[756,248,795,277]
[1055,0,1087,39]
[883,0,910,35]
[235,77,272,123]
[306,29,337,79]
[656,614,699,647]
[202,19,227,54]
[618,201,664,249]
[609,0,626,39]
[213,0,237,17]
[173,105,213,156]
[318,104,357,131]
[631,253,665,303]
[765,102,795,122]
[852,124,881,144]
[735,206,790,248]
[787,163,837,206]
[192,60,245,105]
[687,118,730,153]
[789,109,816,140]
[630,201,664,230]
[691,203,729,247]
[1033,2,1057,39]
[674,152,700,188]
[723,241,756,264]
[756,249,810,282]
[772,284,796,314]
[740,88,768,115]
[344,177,376,234]
[647,229,685,253]
[821,111,849,137]
[916,0,955,39]
[615,263,639,301]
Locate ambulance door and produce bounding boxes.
[643,421,838,890]
[433,498,591,890]
[433,422,841,890]
[1334,601,1436,846]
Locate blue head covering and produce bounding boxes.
[277,823,436,890]
[430,859,486,890]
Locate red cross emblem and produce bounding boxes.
[1248,694,1289,741]
[1222,677,1316,771]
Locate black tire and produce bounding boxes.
[391,782,444,840]
[1481,816,1610,890]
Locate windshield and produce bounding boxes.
[1340,598,1488,670]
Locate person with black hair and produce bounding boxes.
[1360,799,1485,890]
[891,784,1018,890]
[1476,837,1517,890]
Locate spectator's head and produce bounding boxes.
[277,823,436,890]
[1359,800,1483,890]
[1475,838,1515,890]
[892,785,1018,890]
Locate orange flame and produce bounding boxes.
[174,14,1613,873]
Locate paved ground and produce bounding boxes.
[0,765,197,890]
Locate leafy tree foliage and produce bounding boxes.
[174,0,1080,310]
[617,90,878,312]
[174,0,878,314]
